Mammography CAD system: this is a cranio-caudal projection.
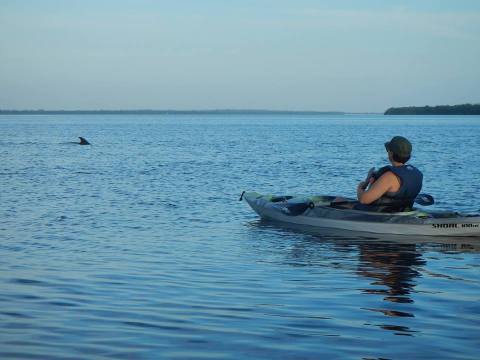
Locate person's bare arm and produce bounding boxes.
[357,172,397,204]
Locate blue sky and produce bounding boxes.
[1,0,479,112]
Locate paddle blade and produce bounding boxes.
[415,193,434,206]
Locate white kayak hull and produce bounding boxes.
[243,192,480,237]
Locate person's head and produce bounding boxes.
[384,136,412,164]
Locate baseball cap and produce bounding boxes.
[384,136,412,157]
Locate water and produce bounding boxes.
[1,114,479,359]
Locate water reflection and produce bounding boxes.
[247,220,480,336]
[253,221,428,303]
[357,242,424,304]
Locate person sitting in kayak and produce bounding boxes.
[354,136,423,212]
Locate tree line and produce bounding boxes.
[385,103,480,115]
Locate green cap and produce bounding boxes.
[384,136,412,157]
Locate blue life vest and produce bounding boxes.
[372,164,423,211]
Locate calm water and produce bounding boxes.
[1,114,479,359]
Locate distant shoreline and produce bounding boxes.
[385,103,480,115]
[0,109,353,115]
[2,106,479,115]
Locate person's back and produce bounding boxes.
[356,136,423,212]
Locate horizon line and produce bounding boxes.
[0,109,382,115]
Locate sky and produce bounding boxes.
[0,0,479,112]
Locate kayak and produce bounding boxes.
[242,192,480,237]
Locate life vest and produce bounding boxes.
[371,164,423,211]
